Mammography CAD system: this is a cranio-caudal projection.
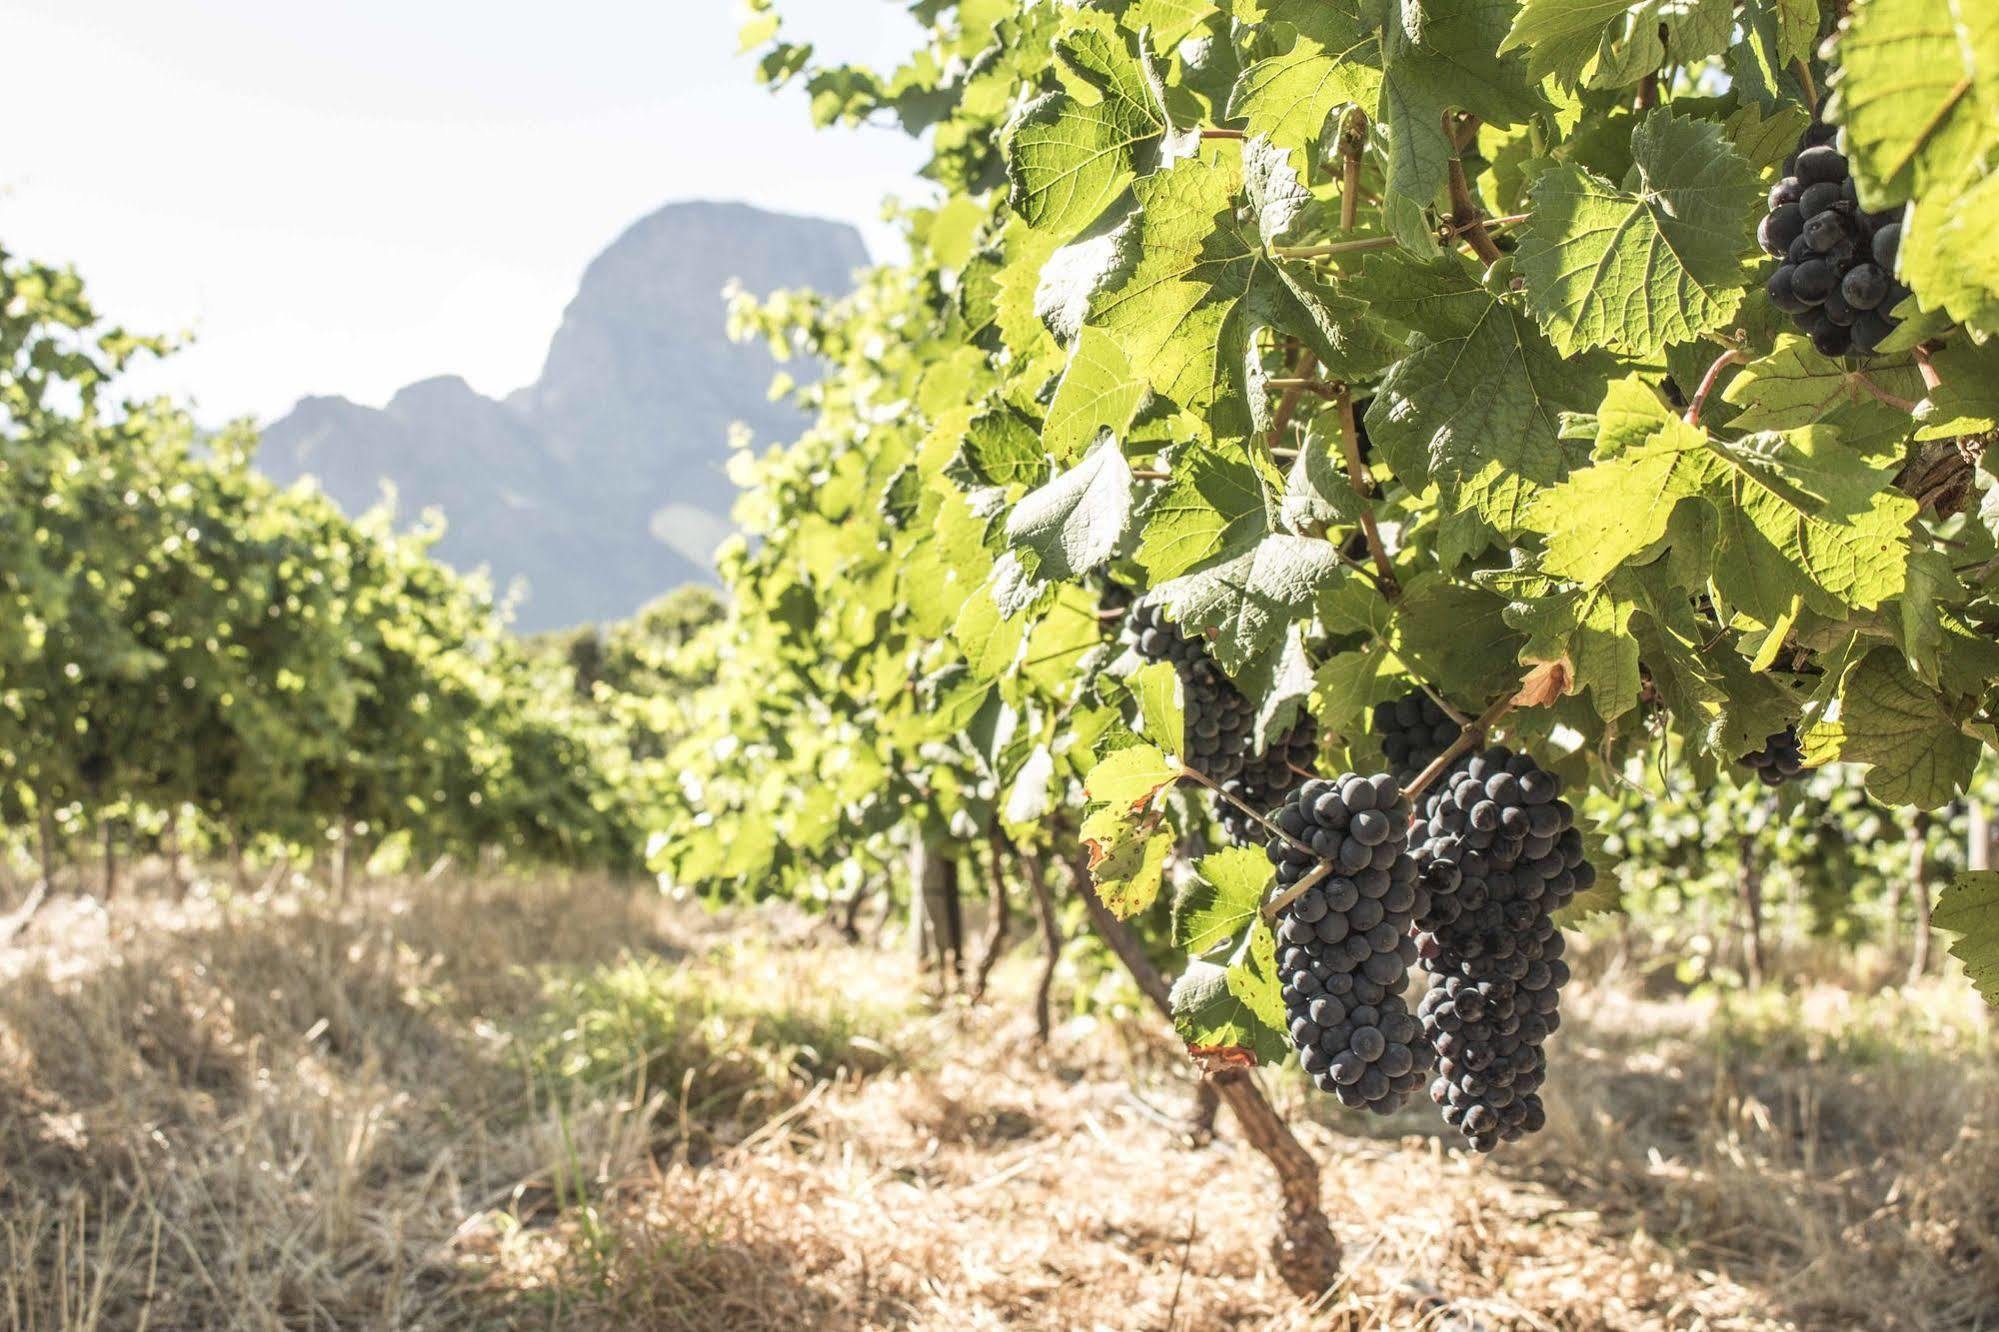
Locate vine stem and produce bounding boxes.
[1445,116,1505,265]
[1912,343,1943,393]
[1850,372,1917,413]
[1179,764,1316,857]
[1333,382,1399,597]
[1684,348,1748,427]
[1793,59,1819,116]
[1258,691,1517,922]
[1200,128,1245,140]
[1132,468,1171,481]
[1268,350,1316,463]
[1338,109,1368,233]
[1272,214,1528,261]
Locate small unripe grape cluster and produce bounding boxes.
[1738,726,1806,787]
[1270,773,1438,1114]
[1410,747,1590,1151]
[1760,121,1907,358]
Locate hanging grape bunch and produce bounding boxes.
[1215,713,1319,847]
[1760,121,1908,358]
[1738,726,1807,788]
[1124,603,1253,784]
[1270,774,1438,1114]
[1410,747,1591,1152]
[1374,690,1463,785]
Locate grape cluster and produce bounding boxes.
[1410,748,1591,1151]
[1125,604,1254,783]
[1373,690,1462,785]
[1760,121,1908,358]
[1270,773,1438,1114]
[1217,714,1320,847]
[1738,726,1806,788]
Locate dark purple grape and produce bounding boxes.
[1803,210,1849,252]
[1760,203,1805,256]
[1851,311,1896,354]
[1786,232,1815,264]
[1842,263,1888,311]
[1810,315,1852,358]
[1799,181,1843,216]
[1768,178,1801,210]
[1822,281,1856,326]
[1872,221,1901,270]
[1795,145,1846,184]
[1791,259,1836,303]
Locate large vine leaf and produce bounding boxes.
[1173,846,1275,955]
[1083,144,1393,440]
[1517,110,1761,357]
[1501,0,1736,90]
[1153,533,1347,678]
[1168,925,1290,1065]
[1932,871,1999,1011]
[1228,0,1382,170]
[1005,21,1177,240]
[1133,446,1270,582]
[1360,251,1611,530]
[1801,647,1981,807]
[1529,379,1915,622]
[1003,439,1135,581]
[1044,327,1146,462]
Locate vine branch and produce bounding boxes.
[1334,382,1399,597]
[1684,348,1748,427]
[1445,116,1504,265]
[1338,109,1368,233]
[1912,343,1943,393]
[1272,213,1528,261]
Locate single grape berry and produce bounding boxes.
[1872,221,1901,270]
[1841,264,1888,311]
[1759,204,1804,256]
[1790,259,1836,304]
[1766,266,1809,314]
[1794,145,1846,184]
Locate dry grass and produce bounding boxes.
[0,871,1994,1331]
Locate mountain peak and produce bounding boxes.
[258,201,867,632]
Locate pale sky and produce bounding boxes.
[0,0,930,424]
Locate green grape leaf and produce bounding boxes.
[1004,438,1135,580]
[1517,110,1760,357]
[1134,447,1271,582]
[1169,937,1290,1065]
[1831,0,1999,207]
[1154,533,1347,678]
[1085,145,1392,440]
[1723,336,1926,453]
[1130,660,1187,754]
[1502,0,1735,90]
[1361,251,1610,530]
[1280,422,1365,535]
[1801,647,1980,808]
[1531,381,1915,622]
[1005,22,1172,240]
[1932,871,1999,1011]
[1084,741,1180,808]
[1228,0,1381,169]
[1002,745,1058,826]
[954,401,1048,489]
[1174,846,1276,955]
[1914,338,1999,439]
[953,592,1028,681]
[1082,802,1175,915]
[1045,327,1146,462]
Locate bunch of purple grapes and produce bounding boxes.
[1760,121,1907,358]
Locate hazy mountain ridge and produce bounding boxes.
[258,201,868,632]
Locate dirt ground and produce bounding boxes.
[0,871,1994,1330]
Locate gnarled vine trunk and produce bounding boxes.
[1069,854,1342,1295]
